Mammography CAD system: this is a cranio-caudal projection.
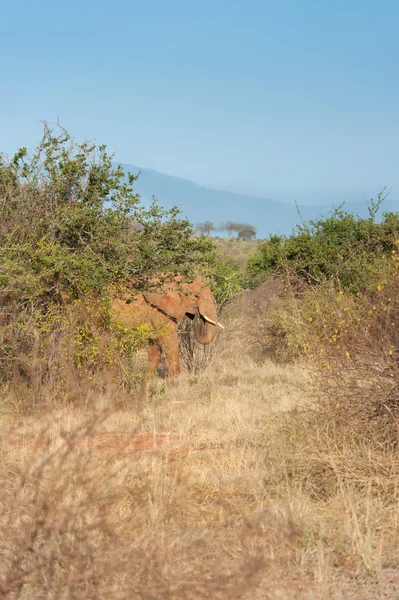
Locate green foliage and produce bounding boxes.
[0,125,224,307]
[0,125,243,390]
[205,259,243,308]
[131,204,219,286]
[1,126,138,307]
[247,189,399,292]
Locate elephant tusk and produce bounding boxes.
[202,314,225,330]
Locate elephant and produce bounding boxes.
[111,275,221,376]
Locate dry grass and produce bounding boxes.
[213,238,260,268]
[1,298,399,599]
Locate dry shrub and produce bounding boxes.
[300,268,399,451]
[230,278,308,364]
[252,273,399,577]
[0,298,151,413]
[0,402,267,599]
[205,270,399,456]
[256,377,399,580]
[313,358,399,450]
[178,311,245,374]
[229,273,399,577]
[289,349,399,520]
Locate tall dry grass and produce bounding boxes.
[1,286,399,598]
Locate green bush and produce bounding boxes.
[247,190,399,293]
[0,125,241,393]
[0,126,224,305]
[242,191,399,364]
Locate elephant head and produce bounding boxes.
[188,276,219,345]
[143,276,219,345]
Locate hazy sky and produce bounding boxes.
[1,0,398,204]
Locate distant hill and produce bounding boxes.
[120,163,399,238]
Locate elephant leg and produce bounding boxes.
[146,343,162,374]
[159,328,180,376]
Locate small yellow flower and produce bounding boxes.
[345,351,350,358]
[388,348,394,356]
[377,284,382,291]
[336,403,340,408]
[344,307,350,311]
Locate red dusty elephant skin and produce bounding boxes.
[112,276,221,376]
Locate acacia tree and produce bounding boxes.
[220,221,257,240]
[237,225,257,241]
[195,221,217,235]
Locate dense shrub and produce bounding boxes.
[0,125,240,396]
[243,191,399,368]
[247,190,399,293]
[0,126,228,302]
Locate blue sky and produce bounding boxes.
[1,0,398,204]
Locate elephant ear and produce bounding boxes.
[143,291,186,320]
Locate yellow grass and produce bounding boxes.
[1,347,399,599]
[213,237,260,268]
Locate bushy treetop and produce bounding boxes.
[0,125,236,312]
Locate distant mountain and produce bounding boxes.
[120,163,399,238]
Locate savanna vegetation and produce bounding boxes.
[1,127,399,598]
[0,125,241,401]
[196,220,257,241]
[195,221,259,269]
[214,236,259,269]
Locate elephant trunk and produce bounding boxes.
[195,287,218,345]
[194,316,218,345]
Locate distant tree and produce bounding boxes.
[221,221,235,237]
[220,221,257,240]
[196,221,216,235]
[237,225,257,241]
